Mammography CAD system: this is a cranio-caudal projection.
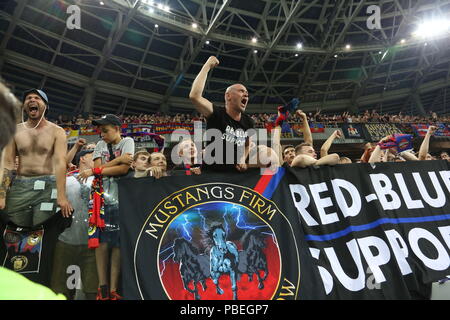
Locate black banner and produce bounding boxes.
[340,123,365,139]
[363,123,403,142]
[286,161,450,299]
[119,161,450,300]
[119,170,324,300]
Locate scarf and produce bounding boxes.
[87,170,105,249]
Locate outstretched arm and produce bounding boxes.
[66,138,86,167]
[418,126,436,160]
[189,56,219,118]
[297,110,313,145]
[320,130,342,158]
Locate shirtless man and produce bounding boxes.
[0,89,72,227]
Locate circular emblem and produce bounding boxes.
[4,231,21,244]
[11,255,28,272]
[159,202,281,300]
[27,232,41,246]
[134,183,301,300]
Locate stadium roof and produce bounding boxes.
[1,0,450,118]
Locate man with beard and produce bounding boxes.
[0,89,72,226]
[0,81,65,299]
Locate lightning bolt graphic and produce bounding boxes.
[181,215,193,241]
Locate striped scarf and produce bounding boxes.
[87,175,105,249]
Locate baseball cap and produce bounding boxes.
[92,114,122,126]
[23,89,49,106]
[74,149,94,167]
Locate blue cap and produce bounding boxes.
[23,89,49,107]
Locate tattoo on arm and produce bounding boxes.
[0,169,15,198]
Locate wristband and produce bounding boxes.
[93,167,103,176]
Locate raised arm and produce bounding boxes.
[320,130,342,158]
[272,125,283,166]
[368,136,390,164]
[418,126,436,160]
[189,56,219,118]
[66,138,86,167]
[54,127,73,217]
[297,110,313,145]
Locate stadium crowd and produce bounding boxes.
[0,55,449,301]
[53,108,450,128]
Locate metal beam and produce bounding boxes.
[160,0,232,106]
[0,0,28,70]
[246,0,305,82]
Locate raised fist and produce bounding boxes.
[427,126,437,135]
[334,130,343,139]
[76,138,87,149]
[205,56,219,70]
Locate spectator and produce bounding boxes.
[171,139,202,176]
[132,151,151,178]
[291,143,339,168]
[51,149,99,300]
[148,152,168,179]
[79,114,135,300]
[190,56,256,172]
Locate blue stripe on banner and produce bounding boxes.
[262,167,286,199]
[304,214,450,242]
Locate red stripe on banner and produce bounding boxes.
[253,171,272,194]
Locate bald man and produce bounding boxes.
[190,56,278,172]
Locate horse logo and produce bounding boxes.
[206,224,240,300]
[172,238,209,300]
[171,224,270,300]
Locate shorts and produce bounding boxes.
[51,240,99,298]
[99,205,120,248]
[0,176,58,227]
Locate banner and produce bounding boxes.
[119,170,324,300]
[154,123,194,135]
[340,124,365,139]
[363,123,403,142]
[286,161,450,299]
[65,127,79,144]
[411,124,450,137]
[119,161,450,300]
[309,123,325,133]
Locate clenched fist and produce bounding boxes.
[427,126,437,135]
[205,56,219,70]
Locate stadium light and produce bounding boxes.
[192,23,198,29]
[154,24,159,28]
[205,40,210,45]
[99,1,104,5]
[253,50,258,54]
[296,42,302,49]
[251,37,258,43]
[345,44,351,50]
[413,19,450,38]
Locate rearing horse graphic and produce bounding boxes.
[207,224,239,300]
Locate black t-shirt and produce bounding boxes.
[205,105,255,172]
[0,214,71,287]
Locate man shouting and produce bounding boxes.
[0,89,72,227]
